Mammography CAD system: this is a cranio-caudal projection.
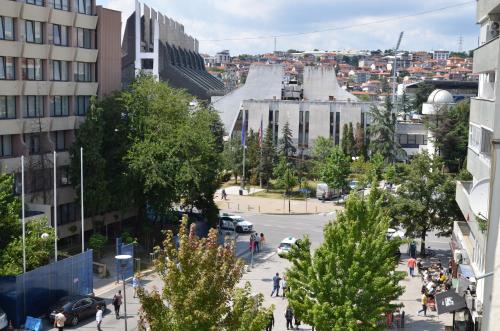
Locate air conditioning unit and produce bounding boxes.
[488,21,500,41]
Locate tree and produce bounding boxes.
[88,233,107,259]
[223,136,243,184]
[274,157,298,212]
[138,216,272,330]
[426,100,470,172]
[279,122,296,160]
[0,173,21,250]
[286,189,404,330]
[412,82,434,113]
[388,153,461,255]
[260,126,277,189]
[318,147,350,191]
[367,98,404,162]
[341,123,355,157]
[312,137,335,178]
[245,130,261,185]
[354,122,366,158]
[399,90,412,117]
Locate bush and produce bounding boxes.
[88,233,107,258]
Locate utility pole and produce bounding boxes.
[391,31,404,106]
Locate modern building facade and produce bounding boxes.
[453,1,500,330]
[121,0,225,100]
[0,0,123,241]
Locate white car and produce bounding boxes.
[0,307,7,330]
[277,237,298,257]
[219,215,253,233]
[386,228,405,240]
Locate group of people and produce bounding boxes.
[270,272,289,297]
[52,305,104,331]
[249,232,265,253]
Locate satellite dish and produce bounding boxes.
[469,178,489,219]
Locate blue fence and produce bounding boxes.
[0,250,93,327]
[115,238,134,282]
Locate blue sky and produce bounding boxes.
[99,0,478,56]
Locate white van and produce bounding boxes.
[316,183,341,200]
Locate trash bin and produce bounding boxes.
[239,188,243,196]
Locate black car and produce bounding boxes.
[49,295,106,326]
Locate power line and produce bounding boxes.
[199,1,474,43]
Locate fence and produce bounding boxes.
[115,238,134,282]
[0,250,93,327]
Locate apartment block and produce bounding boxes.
[0,0,122,241]
[453,1,500,330]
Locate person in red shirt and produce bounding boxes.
[407,257,417,277]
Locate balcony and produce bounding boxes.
[477,0,500,22]
[470,98,495,129]
[75,82,98,95]
[75,48,98,63]
[456,180,474,220]
[23,81,51,95]
[21,3,50,22]
[473,37,499,73]
[74,13,98,30]
[467,147,491,181]
[0,1,21,18]
[50,116,78,131]
[0,40,22,57]
[48,8,75,26]
[22,43,50,59]
[50,45,76,61]
[0,80,23,95]
[51,81,76,95]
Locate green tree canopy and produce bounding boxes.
[260,126,277,188]
[0,173,21,250]
[279,122,296,160]
[412,82,434,113]
[223,136,243,184]
[139,216,272,330]
[286,189,404,330]
[318,147,350,191]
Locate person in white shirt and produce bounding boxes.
[54,310,66,331]
[96,305,103,331]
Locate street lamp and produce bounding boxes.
[115,254,132,331]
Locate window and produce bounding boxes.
[50,96,69,116]
[0,135,12,157]
[481,128,493,156]
[0,16,14,40]
[298,110,304,147]
[52,24,68,46]
[78,0,92,15]
[23,96,44,118]
[24,133,40,154]
[399,134,408,145]
[75,62,92,82]
[334,112,340,146]
[76,96,90,115]
[25,20,43,44]
[53,130,66,151]
[407,134,416,145]
[57,202,78,225]
[26,0,44,5]
[77,28,92,48]
[0,56,16,80]
[51,60,68,81]
[304,110,309,148]
[329,112,334,139]
[469,125,481,151]
[22,58,43,80]
[58,166,70,186]
[0,96,16,119]
[49,0,69,11]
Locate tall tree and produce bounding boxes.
[399,90,412,117]
[318,147,350,192]
[260,126,277,189]
[279,122,296,160]
[354,122,366,158]
[367,98,404,162]
[388,153,461,255]
[223,136,243,184]
[286,189,404,330]
[413,82,434,113]
[341,123,355,157]
[138,216,272,330]
[245,130,260,185]
[312,137,335,179]
[426,100,470,172]
[0,173,21,250]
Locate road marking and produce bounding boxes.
[262,252,276,260]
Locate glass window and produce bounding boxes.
[24,133,40,154]
[50,96,69,116]
[75,62,92,82]
[0,96,16,119]
[399,134,408,145]
[0,135,12,157]
[481,128,493,156]
[26,0,44,5]
[408,135,416,145]
[78,0,92,15]
[0,16,15,41]
[77,28,92,48]
[51,60,68,81]
[304,111,309,148]
[22,58,43,80]
[52,24,68,46]
[23,96,44,118]
[25,20,43,44]
[334,112,340,146]
[76,96,90,116]
[298,110,303,147]
[58,166,70,186]
[58,202,78,225]
[0,56,16,80]
[469,125,481,151]
[49,0,69,11]
[53,130,65,151]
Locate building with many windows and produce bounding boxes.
[0,0,123,241]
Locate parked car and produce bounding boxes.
[0,307,8,330]
[316,183,341,200]
[386,228,405,240]
[218,214,253,233]
[49,295,106,327]
[277,237,298,257]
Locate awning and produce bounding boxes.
[435,290,467,315]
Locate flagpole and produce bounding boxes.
[80,147,84,253]
[53,151,58,262]
[259,114,263,188]
[21,155,26,273]
[241,110,246,190]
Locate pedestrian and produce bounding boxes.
[96,305,103,331]
[417,290,428,316]
[281,275,288,298]
[266,311,274,331]
[407,256,417,277]
[285,306,294,330]
[54,309,66,331]
[271,272,281,297]
[294,316,301,328]
[255,232,261,252]
[321,192,325,203]
[221,189,227,200]
[133,275,140,298]
[260,233,266,246]
[112,290,123,319]
[249,233,255,252]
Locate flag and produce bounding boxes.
[258,115,263,147]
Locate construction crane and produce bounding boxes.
[391,31,404,105]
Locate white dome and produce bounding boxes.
[427,89,454,104]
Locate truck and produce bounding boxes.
[316,183,341,200]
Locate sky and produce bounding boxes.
[98,0,478,56]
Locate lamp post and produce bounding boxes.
[115,254,132,331]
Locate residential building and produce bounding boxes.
[215,50,231,66]
[0,0,123,241]
[433,49,451,62]
[121,0,225,100]
[453,1,500,330]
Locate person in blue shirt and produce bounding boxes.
[132,275,140,298]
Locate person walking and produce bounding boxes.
[260,233,266,246]
[133,275,140,298]
[266,311,274,331]
[294,316,301,329]
[249,233,255,253]
[112,290,123,319]
[285,306,294,330]
[271,272,281,297]
[255,232,261,252]
[417,290,428,316]
[96,305,103,331]
[54,309,66,331]
[221,189,227,200]
[281,276,288,298]
[407,257,417,277]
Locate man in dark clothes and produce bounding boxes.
[266,311,274,331]
[271,272,281,297]
[285,306,294,330]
